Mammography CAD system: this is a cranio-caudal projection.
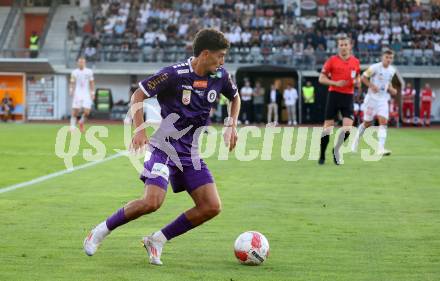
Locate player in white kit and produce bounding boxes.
[70,57,95,132]
[351,49,397,156]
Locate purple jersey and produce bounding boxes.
[138,57,238,167]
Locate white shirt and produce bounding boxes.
[240,86,253,101]
[283,88,298,106]
[229,32,241,44]
[144,31,157,44]
[434,42,440,53]
[363,62,396,101]
[392,25,402,35]
[71,68,94,99]
[241,31,251,43]
[270,89,277,103]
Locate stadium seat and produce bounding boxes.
[402,49,413,65]
[424,49,434,65]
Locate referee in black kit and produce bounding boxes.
[318,35,361,165]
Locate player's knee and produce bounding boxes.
[322,126,333,136]
[202,202,222,218]
[140,198,162,214]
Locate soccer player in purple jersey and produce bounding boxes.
[83,29,241,265]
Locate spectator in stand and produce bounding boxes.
[79,0,439,65]
[84,45,97,62]
[67,16,79,41]
[315,44,327,65]
[114,19,125,38]
[303,44,315,68]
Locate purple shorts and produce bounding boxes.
[139,150,214,194]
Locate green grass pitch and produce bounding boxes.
[0,123,439,281]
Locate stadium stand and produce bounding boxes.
[65,0,440,68]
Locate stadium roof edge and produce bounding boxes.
[0,58,54,73]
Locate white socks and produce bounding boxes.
[152,230,168,244]
[358,123,366,138]
[378,125,387,150]
[70,116,76,128]
[96,221,111,238]
[352,123,366,152]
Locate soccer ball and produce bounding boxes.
[234,231,269,265]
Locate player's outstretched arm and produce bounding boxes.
[130,88,149,152]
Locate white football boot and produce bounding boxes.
[142,234,165,266]
[83,222,110,256]
[377,148,392,156]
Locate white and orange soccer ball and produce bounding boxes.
[233,231,269,265]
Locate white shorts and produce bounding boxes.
[72,96,93,109]
[363,96,388,122]
[353,103,364,112]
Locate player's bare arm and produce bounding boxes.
[69,77,75,96]
[361,74,379,93]
[224,94,240,151]
[89,80,95,100]
[130,88,149,151]
[319,72,347,88]
[388,84,397,96]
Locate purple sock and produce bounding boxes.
[161,213,194,241]
[106,208,128,231]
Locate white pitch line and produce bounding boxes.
[0,152,126,195]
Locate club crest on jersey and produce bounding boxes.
[207,90,217,103]
[193,80,208,89]
[182,89,191,105]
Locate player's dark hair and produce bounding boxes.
[382,49,394,56]
[193,28,230,57]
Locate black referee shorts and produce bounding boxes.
[324,91,354,120]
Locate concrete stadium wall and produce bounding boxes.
[94,74,131,103]
[55,75,68,119]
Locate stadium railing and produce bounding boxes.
[0,48,66,61]
[65,47,440,70]
[2,47,439,70]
